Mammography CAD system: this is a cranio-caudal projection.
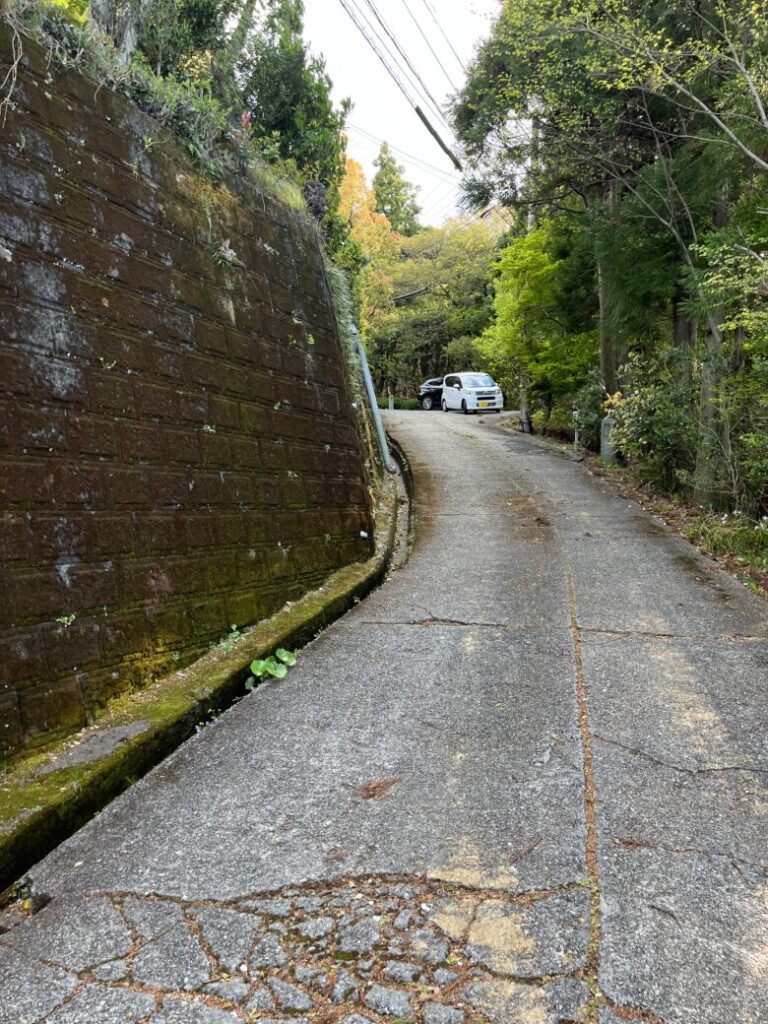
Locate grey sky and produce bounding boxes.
[302,0,499,226]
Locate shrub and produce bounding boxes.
[376,396,420,410]
[4,0,305,210]
[609,351,697,491]
[575,367,606,451]
[684,513,768,572]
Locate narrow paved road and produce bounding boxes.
[3,412,767,1024]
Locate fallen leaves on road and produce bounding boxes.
[357,777,399,800]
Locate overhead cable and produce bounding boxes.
[417,0,467,73]
[346,0,447,130]
[347,123,460,180]
[399,0,458,92]
[357,0,450,129]
[419,177,461,216]
[336,0,410,101]
[335,0,463,172]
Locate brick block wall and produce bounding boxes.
[0,30,374,758]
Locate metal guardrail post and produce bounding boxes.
[352,328,398,475]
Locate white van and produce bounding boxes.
[441,372,504,414]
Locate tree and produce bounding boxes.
[137,0,233,78]
[365,216,502,391]
[479,219,598,415]
[338,158,401,333]
[238,0,350,225]
[372,143,421,237]
[452,0,768,510]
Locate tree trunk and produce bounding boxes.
[88,0,141,61]
[519,374,532,433]
[692,309,724,506]
[596,181,623,397]
[519,116,538,433]
[693,190,729,507]
[672,286,696,389]
[597,257,618,397]
[672,287,696,350]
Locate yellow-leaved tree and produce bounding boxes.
[339,158,401,336]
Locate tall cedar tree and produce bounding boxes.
[372,143,421,237]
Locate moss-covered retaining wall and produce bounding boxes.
[0,473,398,893]
[0,27,376,760]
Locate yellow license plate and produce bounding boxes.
[479,402,490,407]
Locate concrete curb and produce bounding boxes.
[0,475,400,895]
[386,432,414,502]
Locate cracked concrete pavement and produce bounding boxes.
[2,410,767,1024]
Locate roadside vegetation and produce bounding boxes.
[351,1,768,580]
[4,0,352,248]
[4,0,765,572]
[451,0,767,522]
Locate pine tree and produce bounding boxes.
[372,143,421,237]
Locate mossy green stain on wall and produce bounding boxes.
[0,28,375,761]
[0,472,397,893]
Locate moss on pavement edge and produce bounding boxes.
[0,475,400,896]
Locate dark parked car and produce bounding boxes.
[417,377,444,410]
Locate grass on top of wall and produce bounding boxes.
[2,0,306,212]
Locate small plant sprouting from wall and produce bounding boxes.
[211,624,241,654]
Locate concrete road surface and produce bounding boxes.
[2,411,767,1024]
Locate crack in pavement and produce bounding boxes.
[604,1000,668,1024]
[592,733,768,776]
[612,836,768,872]
[7,413,767,1024]
[580,627,768,644]
[564,570,602,1023]
[3,876,596,1024]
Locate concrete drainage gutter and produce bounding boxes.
[0,474,401,896]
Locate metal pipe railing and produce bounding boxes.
[353,328,398,475]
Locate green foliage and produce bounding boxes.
[479,219,598,411]
[212,623,242,653]
[375,396,420,410]
[574,368,607,451]
[366,217,501,393]
[246,649,297,688]
[49,0,86,22]
[372,142,421,237]
[137,0,231,78]
[451,0,768,514]
[238,0,350,240]
[9,0,352,238]
[684,513,768,572]
[608,351,698,491]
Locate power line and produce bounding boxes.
[357,0,451,129]
[347,123,460,180]
[420,178,461,218]
[420,174,460,208]
[422,193,463,226]
[417,0,467,74]
[335,0,463,172]
[346,0,447,131]
[343,0,440,126]
[399,0,458,92]
[337,0,413,106]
